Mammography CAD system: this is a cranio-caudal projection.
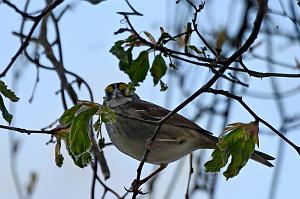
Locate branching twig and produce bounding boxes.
[0,0,63,77]
[2,0,36,20]
[207,88,300,155]
[95,172,124,199]
[186,0,217,56]
[131,0,268,198]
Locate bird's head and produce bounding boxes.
[104,82,139,107]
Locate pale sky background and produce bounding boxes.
[0,0,300,199]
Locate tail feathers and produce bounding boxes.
[250,150,275,167]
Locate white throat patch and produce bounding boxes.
[107,96,132,108]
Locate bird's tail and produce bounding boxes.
[250,150,275,167]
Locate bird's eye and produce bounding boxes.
[105,85,113,94]
[118,83,127,92]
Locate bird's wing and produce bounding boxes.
[117,99,213,135]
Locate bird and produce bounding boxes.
[103,82,275,181]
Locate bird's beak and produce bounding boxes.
[112,89,123,98]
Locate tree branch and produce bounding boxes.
[0,124,54,135]
[0,0,64,78]
[131,0,268,198]
[207,88,300,155]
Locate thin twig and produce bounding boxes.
[207,88,300,155]
[131,1,268,198]
[186,0,217,56]
[0,124,54,135]
[2,0,35,20]
[0,0,64,77]
[95,173,123,198]
[91,160,98,199]
[185,154,193,199]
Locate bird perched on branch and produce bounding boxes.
[103,82,274,181]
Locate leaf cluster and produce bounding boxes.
[110,32,172,90]
[55,102,116,168]
[0,80,19,124]
[205,121,259,179]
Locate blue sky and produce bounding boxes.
[0,0,300,199]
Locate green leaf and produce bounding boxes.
[69,107,98,157]
[0,80,19,124]
[121,45,134,72]
[0,80,19,102]
[69,151,92,168]
[110,40,131,72]
[56,102,103,168]
[127,50,149,84]
[204,147,229,172]
[110,40,125,59]
[63,133,92,168]
[59,104,82,126]
[150,54,167,85]
[144,31,156,44]
[0,95,13,124]
[55,138,64,167]
[223,136,254,179]
[93,117,101,132]
[73,152,92,168]
[205,122,259,180]
[124,35,137,43]
[100,106,116,123]
[110,38,136,73]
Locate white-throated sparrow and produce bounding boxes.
[104,82,274,167]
